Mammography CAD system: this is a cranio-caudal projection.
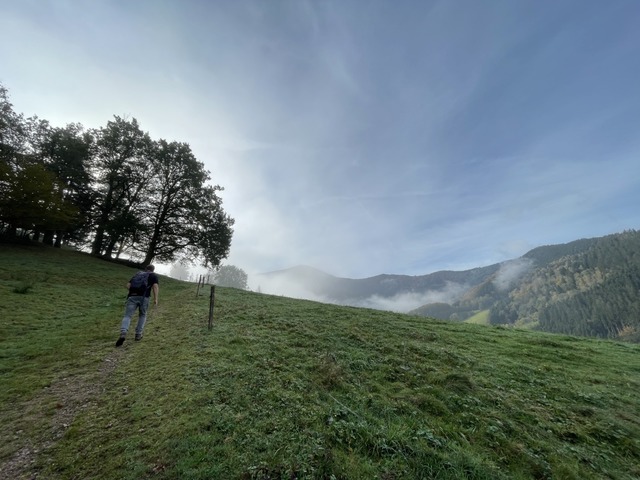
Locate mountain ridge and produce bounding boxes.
[256,229,640,342]
[257,263,501,306]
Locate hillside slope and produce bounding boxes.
[411,230,640,342]
[1,244,639,479]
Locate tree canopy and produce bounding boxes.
[0,83,234,267]
[212,265,248,290]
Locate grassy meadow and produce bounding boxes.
[463,310,490,326]
[1,244,639,479]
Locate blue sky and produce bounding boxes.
[2,0,639,279]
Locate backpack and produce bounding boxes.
[130,271,150,295]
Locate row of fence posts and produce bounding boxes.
[196,274,215,330]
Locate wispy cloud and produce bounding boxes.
[493,259,534,291]
[357,282,470,313]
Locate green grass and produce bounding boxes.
[1,244,639,479]
[464,310,490,325]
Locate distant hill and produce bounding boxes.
[411,230,640,343]
[257,263,501,309]
[258,230,640,342]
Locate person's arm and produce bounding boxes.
[152,283,159,305]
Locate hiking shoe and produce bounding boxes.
[115,335,126,347]
[135,334,142,341]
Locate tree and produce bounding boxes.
[213,265,248,290]
[0,85,78,240]
[139,140,234,267]
[0,162,78,236]
[192,185,234,268]
[91,116,152,257]
[169,262,191,280]
[1,84,234,268]
[138,140,202,264]
[1,84,27,237]
[38,123,94,246]
[0,83,29,168]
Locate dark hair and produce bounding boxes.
[145,265,155,272]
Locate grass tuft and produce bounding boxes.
[12,281,33,294]
[438,373,475,394]
[316,352,344,389]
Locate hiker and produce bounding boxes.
[116,265,159,346]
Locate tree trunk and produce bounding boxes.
[91,227,104,255]
[43,231,55,246]
[92,185,115,255]
[104,237,118,258]
[143,221,162,266]
[142,234,157,266]
[142,250,155,267]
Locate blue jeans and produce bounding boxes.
[120,295,150,336]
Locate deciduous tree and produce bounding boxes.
[39,123,94,246]
[169,262,191,280]
[91,116,152,257]
[212,265,248,290]
[140,140,233,267]
[0,162,77,236]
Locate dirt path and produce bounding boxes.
[0,348,124,479]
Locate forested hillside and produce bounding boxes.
[413,230,640,343]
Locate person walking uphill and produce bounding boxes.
[116,265,159,347]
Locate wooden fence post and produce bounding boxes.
[208,285,216,330]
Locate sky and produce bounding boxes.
[2,0,640,283]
